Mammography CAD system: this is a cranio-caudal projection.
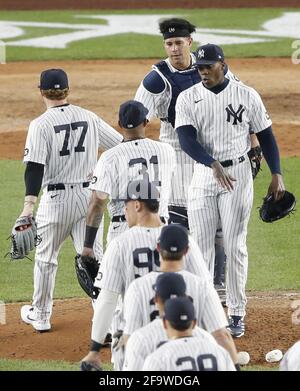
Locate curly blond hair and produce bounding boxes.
[41,88,69,100]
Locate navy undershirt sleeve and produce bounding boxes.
[256,126,281,174]
[24,161,44,196]
[177,125,216,167]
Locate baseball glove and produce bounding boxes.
[75,254,100,299]
[259,191,296,223]
[248,146,262,179]
[8,216,37,260]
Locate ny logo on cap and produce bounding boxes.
[198,49,205,59]
[169,27,175,32]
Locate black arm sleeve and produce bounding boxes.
[24,162,44,196]
[256,126,281,175]
[177,125,216,167]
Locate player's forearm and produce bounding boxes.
[177,125,215,167]
[91,289,119,346]
[84,192,107,248]
[22,162,44,216]
[256,126,281,175]
[212,328,238,364]
[86,191,107,227]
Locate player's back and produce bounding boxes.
[124,270,210,334]
[26,104,116,186]
[114,226,162,295]
[143,336,236,371]
[98,138,175,218]
[123,318,216,371]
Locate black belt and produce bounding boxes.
[47,182,89,191]
[220,155,245,168]
[112,215,166,223]
[112,215,127,223]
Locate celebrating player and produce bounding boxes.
[175,44,285,337]
[80,180,210,371]
[142,297,236,371]
[123,272,217,371]
[122,225,238,369]
[134,17,242,303]
[81,99,175,256]
[18,69,122,332]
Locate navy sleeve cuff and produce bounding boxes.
[24,161,44,196]
[256,126,281,174]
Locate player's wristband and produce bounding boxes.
[84,226,98,248]
[235,363,241,371]
[90,339,103,352]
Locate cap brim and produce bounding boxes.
[195,60,218,66]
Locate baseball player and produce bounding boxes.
[19,69,122,332]
[123,225,238,367]
[134,17,243,302]
[175,44,285,338]
[81,100,175,257]
[280,341,300,371]
[123,272,217,371]
[142,297,236,371]
[80,180,211,371]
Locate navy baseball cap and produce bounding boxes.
[164,296,195,328]
[154,272,187,300]
[195,44,225,66]
[119,100,149,129]
[39,68,69,90]
[126,179,160,202]
[158,224,189,253]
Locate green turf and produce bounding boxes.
[247,158,300,291]
[0,358,112,371]
[0,8,299,61]
[0,358,277,371]
[0,157,299,303]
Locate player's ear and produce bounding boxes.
[157,243,161,252]
[191,319,197,329]
[183,246,189,255]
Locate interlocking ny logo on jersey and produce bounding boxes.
[225,104,245,125]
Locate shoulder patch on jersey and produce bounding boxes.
[143,71,166,94]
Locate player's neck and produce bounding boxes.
[45,99,68,109]
[136,213,162,228]
[160,260,183,272]
[168,330,193,340]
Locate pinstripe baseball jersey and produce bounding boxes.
[175,80,272,161]
[135,55,239,207]
[89,138,175,220]
[280,341,300,371]
[123,269,227,336]
[142,334,236,371]
[123,318,216,371]
[135,54,239,149]
[98,226,211,297]
[24,103,122,187]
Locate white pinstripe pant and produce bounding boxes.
[169,149,195,207]
[32,184,103,319]
[188,159,253,317]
